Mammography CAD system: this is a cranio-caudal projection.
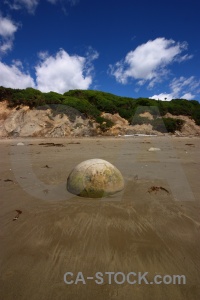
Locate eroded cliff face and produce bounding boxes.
[0,101,99,137]
[164,113,200,136]
[101,112,159,136]
[0,101,200,137]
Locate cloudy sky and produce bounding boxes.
[0,0,200,101]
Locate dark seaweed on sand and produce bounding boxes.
[38,142,64,147]
[148,186,169,194]
[13,210,22,221]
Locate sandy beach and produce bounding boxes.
[0,136,200,300]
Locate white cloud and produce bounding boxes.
[149,76,200,100]
[84,47,99,76]
[110,37,192,87]
[0,15,18,55]
[0,48,98,93]
[176,54,193,62]
[170,76,199,95]
[37,51,49,60]
[181,92,195,100]
[0,40,13,53]
[0,60,35,88]
[149,92,195,101]
[0,16,18,37]
[47,0,79,4]
[35,49,97,93]
[5,0,79,13]
[149,93,173,101]
[5,0,40,13]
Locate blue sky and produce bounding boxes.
[0,0,200,101]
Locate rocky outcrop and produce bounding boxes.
[0,101,199,137]
[101,112,159,136]
[0,101,98,137]
[164,113,200,136]
[101,112,129,126]
[139,111,154,120]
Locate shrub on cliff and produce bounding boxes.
[96,116,114,132]
[152,117,185,133]
[192,106,200,125]
[130,116,152,125]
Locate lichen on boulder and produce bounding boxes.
[67,159,124,198]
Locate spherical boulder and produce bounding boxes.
[67,159,124,198]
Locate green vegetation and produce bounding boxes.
[130,115,185,133]
[152,118,185,133]
[192,106,200,126]
[131,116,151,125]
[95,116,114,132]
[0,86,200,132]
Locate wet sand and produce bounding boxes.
[0,136,200,300]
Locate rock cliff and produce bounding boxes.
[0,101,200,137]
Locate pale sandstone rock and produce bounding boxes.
[67,159,124,198]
